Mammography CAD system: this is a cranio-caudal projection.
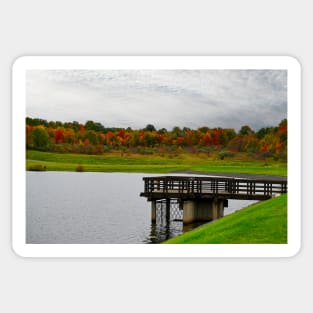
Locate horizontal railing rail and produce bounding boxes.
[142,176,287,197]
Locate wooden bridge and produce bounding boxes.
[140,176,287,224]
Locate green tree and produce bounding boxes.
[279,118,287,127]
[85,130,99,145]
[31,127,50,149]
[85,120,96,131]
[158,128,167,134]
[256,127,272,139]
[239,125,254,136]
[26,117,48,127]
[72,121,80,131]
[172,126,183,137]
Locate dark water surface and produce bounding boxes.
[26,172,257,244]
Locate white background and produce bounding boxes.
[0,1,310,312]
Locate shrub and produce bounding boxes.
[254,151,275,160]
[137,147,153,155]
[218,150,235,160]
[28,164,47,171]
[262,151,274,158]
[103,145,112,153]
[76,165,85,172]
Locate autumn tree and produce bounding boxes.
[25,117,287,160]
[278,119,287,143]
[54,128,64,144]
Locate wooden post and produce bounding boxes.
[166,199,170,223]
[151,200,156,223]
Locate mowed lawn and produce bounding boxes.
[26,150,287,176]
[165,194,287,244]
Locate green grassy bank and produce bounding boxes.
[164,194,287,244]
[26,150,287,176]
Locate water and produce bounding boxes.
[26,172,257,244]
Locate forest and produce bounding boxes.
[26,117,287,161]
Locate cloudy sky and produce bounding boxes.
[26,69,287,131]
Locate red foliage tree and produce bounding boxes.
[54,129,64,144]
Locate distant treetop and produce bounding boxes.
[144,124,156,132]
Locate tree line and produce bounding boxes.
[26,117,287,160]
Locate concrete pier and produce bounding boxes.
[183,198,225,224]
[182,200,197,224]
[211,198,224,221]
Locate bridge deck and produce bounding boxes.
[140,176,287,201]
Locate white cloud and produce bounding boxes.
[26,69,287,131]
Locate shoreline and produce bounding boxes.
[26,168,287,181]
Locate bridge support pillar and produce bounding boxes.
[183,200,197,224]
[183,198,225,224]
[151,200,156,223]
[211,198,224,220]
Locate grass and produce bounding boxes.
[164,194,287,244]
[26,150,287,176]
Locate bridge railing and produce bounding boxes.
[142,176,287,197]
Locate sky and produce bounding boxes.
[26,69,287,131]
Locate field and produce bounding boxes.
[26,150,287,176]
[165,194,287,244]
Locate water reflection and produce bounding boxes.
[147,220,207,244]
[145,200,210,243]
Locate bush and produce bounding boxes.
[254,151,275,160]
[76,165,85,172]
[198,147,211,154]
[137,147,153,155]
[103,145,112,153]
[28,164,47,171]
[218,150,235,160]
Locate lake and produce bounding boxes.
[26,172,257,244]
